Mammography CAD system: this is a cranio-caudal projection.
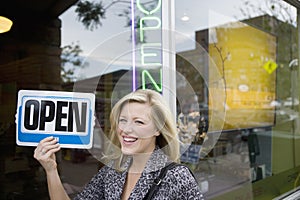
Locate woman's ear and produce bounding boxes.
[154,130,160,136]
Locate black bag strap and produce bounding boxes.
[143,161,200,200]
[143,162,179,200]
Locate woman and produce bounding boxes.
[34,89,204,199]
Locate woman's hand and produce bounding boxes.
[34,136,61,173]
[34,137,71,200]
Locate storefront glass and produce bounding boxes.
[175,0,299,199]
[0,0,299,199]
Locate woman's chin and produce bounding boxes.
[121,147,135,155]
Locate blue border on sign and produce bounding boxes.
[17,95,93,147]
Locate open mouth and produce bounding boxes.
[122,136,138,143]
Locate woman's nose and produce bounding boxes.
[119,122,133,133]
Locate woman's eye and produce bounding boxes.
[119,119,127,123]
[135,120,144,125]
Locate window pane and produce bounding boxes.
[175,0,299,199]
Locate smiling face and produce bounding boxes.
[117,102,159,156]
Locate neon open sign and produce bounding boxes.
[131,0,162,92]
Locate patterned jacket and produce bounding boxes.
[74,148,205,199]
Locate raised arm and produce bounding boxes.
[34,136,70,200]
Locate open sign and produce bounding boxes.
[16,90,95,149]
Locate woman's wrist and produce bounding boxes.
[45,167,59,178]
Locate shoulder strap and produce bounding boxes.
[143,162,180,200]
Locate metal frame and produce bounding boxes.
[283,0,300,8]
[161,0,177,116]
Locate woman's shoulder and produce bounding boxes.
[166,163,194,176]
[163,163,198,187]
[157,163,205,199]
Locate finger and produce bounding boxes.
[40,136,55,143]
[35,137,58,156]
[44,144,61,156]
[40,139,60,155]
[39,137,58,149]
[36,136,55,151]
[35,142,60,159]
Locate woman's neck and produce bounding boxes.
[129,148,155,173]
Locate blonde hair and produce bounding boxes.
[104,89,180,169]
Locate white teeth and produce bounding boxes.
[123,137,137,142]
